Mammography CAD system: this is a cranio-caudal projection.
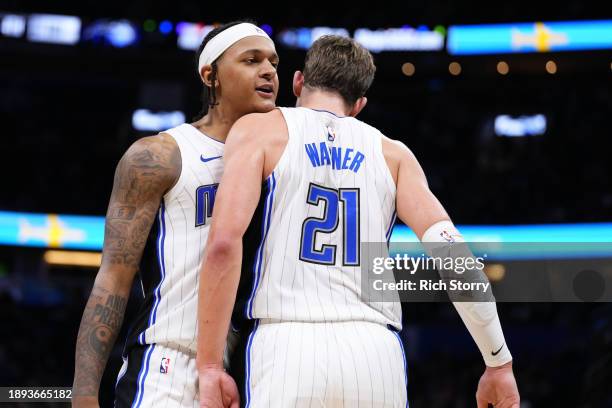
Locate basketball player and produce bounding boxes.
[72,21,279,408]
[196,35,520,407]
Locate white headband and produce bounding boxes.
[197,23,273,76]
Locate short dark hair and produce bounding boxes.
[193,19,258,120]
[302,35,376,107]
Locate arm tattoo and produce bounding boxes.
[73,287,128,396]
[73,135,180,398]
[102,135,180,269]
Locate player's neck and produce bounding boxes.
[297,90,350,117]
[191,103,244,142]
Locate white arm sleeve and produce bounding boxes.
[422,220,513,367]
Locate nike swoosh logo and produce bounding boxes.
[200,155,222,163]
[491,343,505,356]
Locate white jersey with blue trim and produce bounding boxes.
[245,107,401,329]
[135,123,224,353]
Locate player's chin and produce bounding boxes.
[251,95,277,112]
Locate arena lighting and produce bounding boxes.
[497,61,509,75]
[277,26,444,51]
[176,22,215,50]
[277,27,350,49]
[82,19,138,48]
[391,223,612,243]
[495,114,546,137]
[0,211,103,249]
[159,20,173,35]
[448,20,612,55]
[449,61,462,75]
[44,250,102,268]
[132,109,185,131]
[143,19,156,33]
[27,14,81,45]
[353,27,444,52]
[390,223,612,260]
[401,62,415,76]
[0,14,26,38]
[484,264,506,282]
[260,24,273,36]
[2,211,611,255]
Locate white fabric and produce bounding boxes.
[119,344,199,408]
[421,220,513,367]
[246,321,408,407]
[197,23,272,75]
[246,107,401,330]
[140,124,224,353]
[421,219,465,243]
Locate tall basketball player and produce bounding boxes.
[72,21,279,408]
[196,35,520,408]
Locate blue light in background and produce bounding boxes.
[0,211,104,250]
[390,223,612,260]
[260,24,273,36]
[159,20,173,35]
[0,211,610,260]
[83,19,138,48]
[107,20,138,47]
[391,223,612,243]
[448,20,612,55]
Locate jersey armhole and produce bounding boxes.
[378,132,398,197]
[159,130,186,201]
[267,107,294,181]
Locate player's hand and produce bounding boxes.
[198,367,239,408]
[476,361,520,408]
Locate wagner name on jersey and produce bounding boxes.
[241,107,401,330]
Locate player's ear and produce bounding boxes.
[348,96,367,117]
[200,65,217,87]
[292,71,304,98]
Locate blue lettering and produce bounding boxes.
[330,147,342,170]
[342,148,354,170]
[350,152,365,173]
[195,184,218,226]
[305,143,321,167]
[306,143,365,173]
[319,142,331,166]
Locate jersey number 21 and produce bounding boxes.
[299,183,360,266]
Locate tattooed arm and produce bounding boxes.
[72,134,180,407]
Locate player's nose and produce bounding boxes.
[260,60,277,80]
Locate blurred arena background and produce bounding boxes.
[0,1,611,406]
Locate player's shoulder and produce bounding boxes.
[228,108,287,146]
[234,108,284,129]
[127,132,179,157]
[119,133,181,183]
[380,134,418,164]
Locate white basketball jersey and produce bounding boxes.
[129,123,224,353]
[245,107,402,329]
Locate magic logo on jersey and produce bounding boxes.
[304,142,365,173]
[195,184,218,226]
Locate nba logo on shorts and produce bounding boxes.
[160,357,170,374]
